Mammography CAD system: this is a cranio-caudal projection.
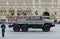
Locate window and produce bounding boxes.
[53,0,58,6]
[17,8,23,15]
[23,10,26,15]
[26,8,32,13]
[34,0,39,6]
[9,8,15,15]
[17,0,24,6]
[8,0,15,6]
[17,10,20,15]
[0,1,7,6]
[41,0,52,6]
[25,0,32,6]
[0,8,6,13]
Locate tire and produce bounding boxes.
[42,24,50,32]
[13,25,20,32]
[21,25,28,32]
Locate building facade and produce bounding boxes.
[0,0,60,19]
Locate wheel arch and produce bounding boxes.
[43,23,52,27]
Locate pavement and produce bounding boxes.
[0,24,60,39]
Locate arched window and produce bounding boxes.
[23,10,26,15]
[43,12,50,16]
[26,8,32,13]
[17,8,23,16]
[43,12,50,19]
[0,8,6,13]
[9,8,15,16]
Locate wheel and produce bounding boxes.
[13,25,20,32]
[42,24,50,32]
[21,25,28,32]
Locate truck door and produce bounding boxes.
[34,16,43,24]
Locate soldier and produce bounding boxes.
[1,22,6,37]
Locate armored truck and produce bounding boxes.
[8,15,55,32]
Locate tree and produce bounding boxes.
[35,10,38,15]
[6,14,9,18]
[50,13,56,19]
